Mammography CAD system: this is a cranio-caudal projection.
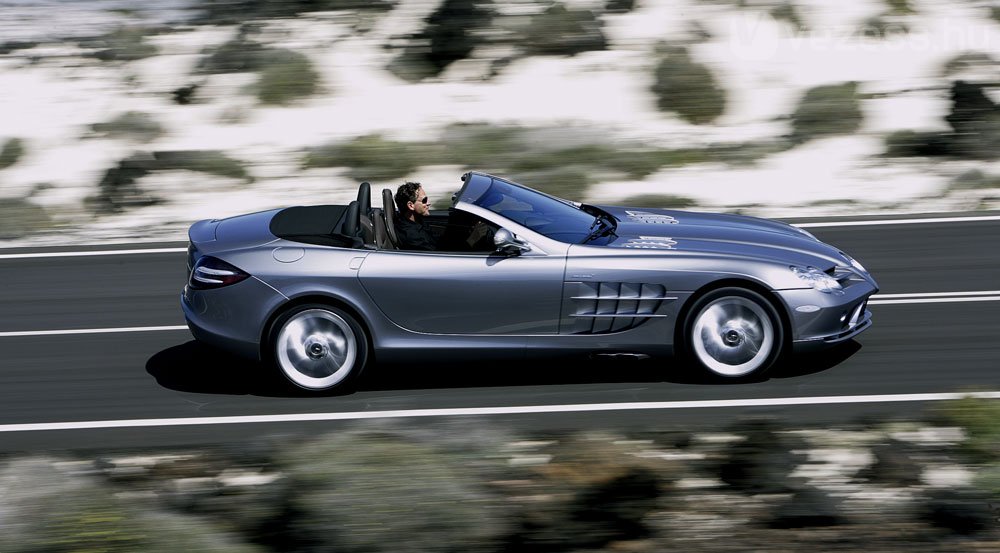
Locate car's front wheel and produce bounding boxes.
[682,288,784,379]
[270,305,368,392]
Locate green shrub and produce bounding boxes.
[0,198,51,239]
[623,194,697,209]
[304,134,420,181]
[885,0,915,15]
[255,49,321,105]
[651,48,727,125]
[386,0,493,82]
[0,137,25,169]
[440,123,524,170]
[197,34,268,74]
[935,396,1000,462]
[770,2,806,31]
[883,129,952,157]
[153,150,253,181]
[950,169,1000,190]
[508,167,593,199]
[974,462,1000,496]
[523,2,608,57]
[194,0,393,24]
[945,80,1000,159]
[279,431,509,553]
[91,111,164,142]
[0,458,262,553]
[791,82,863,141]
[82,27,158,62]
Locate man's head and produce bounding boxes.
[394,181,430,221]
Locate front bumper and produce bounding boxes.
[777,282,878,352]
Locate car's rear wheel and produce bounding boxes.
[683,288,784,379]
[270,305,368,392]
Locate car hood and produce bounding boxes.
[596,205,847,268]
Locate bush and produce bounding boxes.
[771,2,806,31]
[90,111,164,142]
[623,194,697,209]
[153,150,253,181]
[508,167,594,199]
[651,48,727,125]
[0,137,25,169]
[885,0,915,15]
[387,0,493,82]
[935,396,1000,462]
[944,80,1000,159]
[197,33,268,74]
[193,0,393,24]
[522,3,608,57]
[883,129,952,157]
[82,27,158,62]
[0,198,51,239]
[791,81,863,141]
[0,458,262,553]
[255,49,321,105]
[278,431,510,553]
[304,134,421,181]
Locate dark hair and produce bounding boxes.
[394,181,422,213]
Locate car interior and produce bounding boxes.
[269,181,498,253]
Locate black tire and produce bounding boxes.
[268,304,369,392]
[680,287,785,379]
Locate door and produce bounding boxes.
[358,250,566,335]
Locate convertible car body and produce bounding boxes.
[182,171,878,392]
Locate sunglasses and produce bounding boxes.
[413,196,429,204]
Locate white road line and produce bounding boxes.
[870,296,1000,305]
[1,391,998,433]
[874,290,1000,298]
[796,215,1000,228]
[2,290,999,338]
[0,247,186,260]
[0,325,188,338]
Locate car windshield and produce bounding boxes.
[466,175,601,243]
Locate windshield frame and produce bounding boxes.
[460,173,612,244]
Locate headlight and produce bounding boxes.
[790,265,843,294]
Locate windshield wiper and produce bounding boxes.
[582,214,616,243]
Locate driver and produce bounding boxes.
[394,181,489,251]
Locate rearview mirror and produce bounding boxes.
[493,228,531,256]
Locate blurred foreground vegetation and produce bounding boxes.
[1,397,998,552]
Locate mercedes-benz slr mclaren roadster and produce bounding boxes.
[182,171,878,392]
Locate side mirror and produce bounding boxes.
[493,228,531,256]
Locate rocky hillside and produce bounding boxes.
[2,0,1000,244]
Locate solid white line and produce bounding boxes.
[874,290,1000,299]
[796,215,1000,228]
[1,391,998,433]
[0,325,188,338]
[0,247,186,260]
[4,290,1000,337]
[870,296,1000,305]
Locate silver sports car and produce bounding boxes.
[182,171,878,392]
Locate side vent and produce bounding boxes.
[567,282,675,334]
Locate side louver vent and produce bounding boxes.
[567,281,676,334]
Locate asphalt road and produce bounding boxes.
[0,217,998,452]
